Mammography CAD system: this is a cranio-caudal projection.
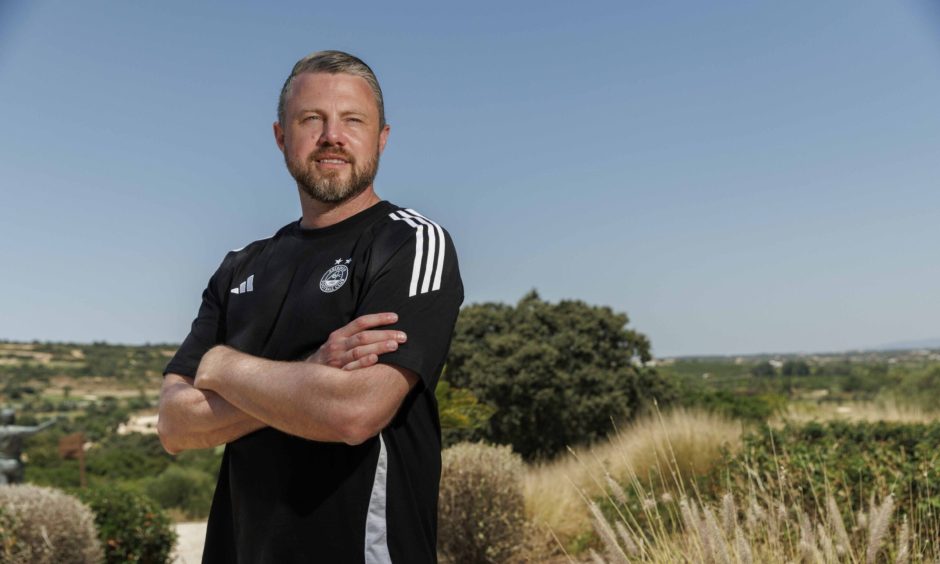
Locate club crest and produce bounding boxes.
[320,263,350,293]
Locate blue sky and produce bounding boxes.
[1,0,939,356]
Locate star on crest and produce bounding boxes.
[345,258,352,264]
[334,258,343,265]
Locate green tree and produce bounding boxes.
[751,361,776,378]
[781,360,810,376]
[444,290,674,460]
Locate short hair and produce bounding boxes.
[277,50,385,128]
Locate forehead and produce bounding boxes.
[285,72,378,116]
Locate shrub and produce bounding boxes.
[732,421,940,521]
[0,505,15,560]
[438,442,526,564]
[144,465,215,519]
[0,484,103,563]
[436,380,496,448]
[76,486,176,564]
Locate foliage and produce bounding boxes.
[751,360,776,377]
[144,465,215,520]
[896,365,940,409]
[436,380,496,448]
[0,505,15,561]
[0,484,103,564]
[75,486,176,564]
[547,417,940,561]
[729,421,940,529]
[780,359,810,376]
[438,442,527,564]
[445,291,675,459]
[26,427,172,488]
[675,386,786,422]
[86,433,173,480]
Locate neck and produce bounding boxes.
[298,187,381,229]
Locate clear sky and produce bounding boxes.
[1,0,939,357]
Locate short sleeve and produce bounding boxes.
[164,253,233,378]
[356,218,464,390]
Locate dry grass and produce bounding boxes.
[775,399,939,425]
[585,481,939,563]
[524,409,744,548]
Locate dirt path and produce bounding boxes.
[173,522,206,564]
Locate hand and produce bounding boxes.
[307,312,406,370]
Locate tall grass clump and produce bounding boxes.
[0,484,104,563]
[588,479,938,562]
[577,419,940,562]
[438,442,527,564]
[524,408,743,550]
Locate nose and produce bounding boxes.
[318,119,345,146]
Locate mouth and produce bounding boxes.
[313,153,352,167]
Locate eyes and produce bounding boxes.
[301,115,365,125]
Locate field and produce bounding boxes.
[3,340,940,561]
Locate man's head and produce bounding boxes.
[278,51,385,129]
[274,51,390,205]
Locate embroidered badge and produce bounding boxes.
[320,259,351,293]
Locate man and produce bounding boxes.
[158,50,463,563]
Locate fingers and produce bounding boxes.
[342,354,379,371]
[331,312,399,339]
[341,339,402,368]
[344,330,407,349]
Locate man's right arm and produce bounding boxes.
[157,312,406,454]
[157,373,264,454]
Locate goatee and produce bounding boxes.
[286,146,380,204]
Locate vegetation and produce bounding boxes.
[732,421,940,527]
[436,380,496,448]
[438,442,527,564]
[4,299,940,562]
[0,484,103,564]
[75,486,177,564]
[445,291,675,459]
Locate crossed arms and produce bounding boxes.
[157,313,414,454]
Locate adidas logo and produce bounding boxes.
[231,274,255,295]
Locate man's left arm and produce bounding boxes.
[194,346,417,445]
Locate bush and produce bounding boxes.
[436,381,496,448]
[438,442,526,564]
[76,486,176,564]
[0,505,15,560]
[0,484,103,563]
[144,465,215,519]
[730,421,940,530]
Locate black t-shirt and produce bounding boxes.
[165,201,463,563]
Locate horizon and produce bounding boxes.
[2,1,939,357]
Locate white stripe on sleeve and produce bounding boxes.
[405,209,446,292]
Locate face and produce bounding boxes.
[275,72,389,204]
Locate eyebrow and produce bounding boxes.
[296,108,370,118]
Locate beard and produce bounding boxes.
[286,145,381,204]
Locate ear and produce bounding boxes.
[378,124,390,154]
[273,121,286,153]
